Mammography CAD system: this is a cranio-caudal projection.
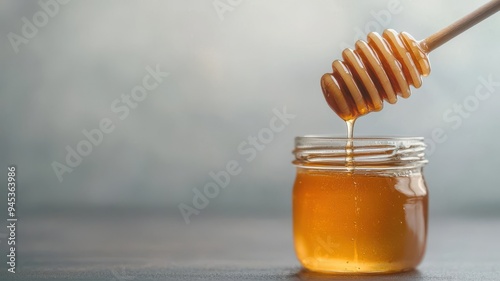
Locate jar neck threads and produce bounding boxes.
[293,137,427,171]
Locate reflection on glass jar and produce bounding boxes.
[292,137,429,273]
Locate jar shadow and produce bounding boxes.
[292,268,423,281]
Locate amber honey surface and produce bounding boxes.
[293,168,428,273]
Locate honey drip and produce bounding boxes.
[321,30,431,121]
[345,119,355,171]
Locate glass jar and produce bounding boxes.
[292,136,429,273]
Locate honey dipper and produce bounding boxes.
[321,0,500,121]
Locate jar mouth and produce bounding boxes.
[293,136,427,170]
[296,135,425,141]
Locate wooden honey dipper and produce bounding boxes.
[321,0,500,121]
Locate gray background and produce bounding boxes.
[1,0,500,246]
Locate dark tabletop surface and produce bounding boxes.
[1,210,499,281]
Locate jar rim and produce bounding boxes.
[296,135,424,141]
[293,135,427,171]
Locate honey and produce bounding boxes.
[293,170,428,273]
[292,137,428,273]
[320,30,431,121]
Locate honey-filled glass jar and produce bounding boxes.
[292,137,429,273]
